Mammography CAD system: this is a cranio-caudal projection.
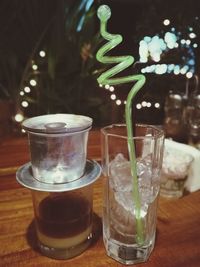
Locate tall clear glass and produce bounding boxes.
[101,124,164,265]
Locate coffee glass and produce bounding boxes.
[31,186,93,259]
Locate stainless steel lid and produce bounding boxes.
[22,114,93,134]
[16,160,101,192]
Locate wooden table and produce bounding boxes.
[0,131,200,267]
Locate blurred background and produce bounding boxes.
[0,0,199,146]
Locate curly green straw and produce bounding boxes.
[96,5,146,245]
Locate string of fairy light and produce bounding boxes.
[99,83,161,110]
[99,16,198,108]
[14,50,46,124]
[139,21,197,77]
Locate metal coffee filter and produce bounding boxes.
[22,114,93,184]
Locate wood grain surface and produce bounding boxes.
[0,131,200,267]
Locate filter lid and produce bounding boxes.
[22,114,93,134]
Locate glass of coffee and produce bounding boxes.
[16,114,101,259]
[32,186,93,259]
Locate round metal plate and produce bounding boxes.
[16,160,101,192]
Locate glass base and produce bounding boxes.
[38,234,92,260]
[103,236,155,265]
[160,179,185,198]
[160,187,184,198]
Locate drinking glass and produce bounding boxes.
[31,185,93,259]
[101,124,164,265]
[160,143,193,198]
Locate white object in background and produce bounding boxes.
[164,139,200,192]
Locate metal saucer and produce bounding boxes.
[16,160,101,192]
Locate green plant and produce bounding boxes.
[17,0,111,125]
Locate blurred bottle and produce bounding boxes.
[186,93,200,149]
[163,92,188,143]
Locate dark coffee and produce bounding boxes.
[36,192,92,238]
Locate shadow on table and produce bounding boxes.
[26,212,102,254]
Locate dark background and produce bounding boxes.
[0,0,200,126]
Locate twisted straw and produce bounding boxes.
[96,5,146,244]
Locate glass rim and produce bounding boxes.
[101,123,164,140]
